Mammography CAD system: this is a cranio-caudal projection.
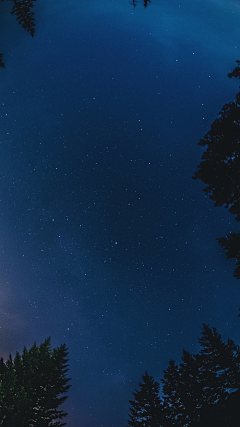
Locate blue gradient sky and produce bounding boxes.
[1,0,240,425]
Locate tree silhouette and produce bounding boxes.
[129,325,240,426]
[193,60,240,279]
[161,324,240,426]
[0,338,71,426]
[0,0,36,68]
[127,371,164,427]
[161,359,184,426]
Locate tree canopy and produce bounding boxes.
[193,60,240,279]
[0,337,71,426]
[128,324,240,426]
[162,324,240,426]
[0,0,36,68]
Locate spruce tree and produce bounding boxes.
[161,324,240,426]
[128,371,163,427]
[0,338,71,426]
[161,359,185,426]
[197,325,240,426]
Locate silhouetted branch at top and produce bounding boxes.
[1,0,36,67]
[10,0,36,36]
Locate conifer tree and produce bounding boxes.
[193,60,240,279]
[161,324,240,426]
[0,338,71,426]
[161,359,184,426]
[197,325,240,426]
[127,371,163,427]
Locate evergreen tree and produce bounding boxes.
[217,232,240,279]
[193,60,240,279]
[127,371,163,427]
[197,325,240,426]
[1,0,36,68]
[0,338,71,426]
[161,359,185,426]
[161,324,240,426]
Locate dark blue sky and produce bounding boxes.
[1,0,240,425]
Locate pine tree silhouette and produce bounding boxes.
[128,371,164,427]
[0,338,71,426]
[161,324,240,426]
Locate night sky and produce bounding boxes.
[1,0,240,425]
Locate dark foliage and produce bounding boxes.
[193,60,240,279]
[10,0,36,36]
[217,232,240,279]
[228,60,240,80]
[193,91,240,214]
[1,0,36,67]
[129,324,240,426]
[127,371,164,427]
[150,324,240,426]
[0,338,71,426]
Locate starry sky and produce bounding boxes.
[1,0,240,425]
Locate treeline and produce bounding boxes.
[128,60,240,426]
[0,338,71,426]
[128,324,240,427]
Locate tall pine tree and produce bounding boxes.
[0,338,71,427]
[128,371,163,427]
[161,324,240,426]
